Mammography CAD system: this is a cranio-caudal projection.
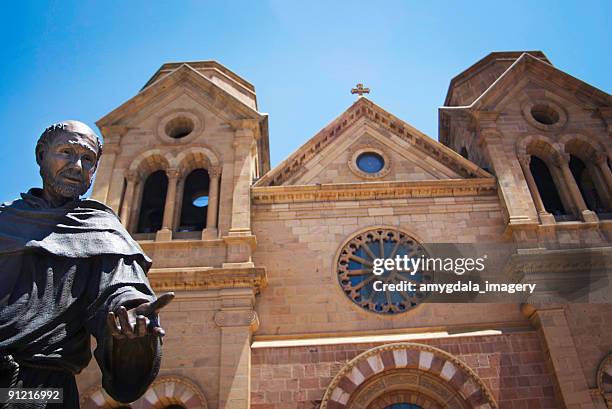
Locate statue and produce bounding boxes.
[0,121,174,408]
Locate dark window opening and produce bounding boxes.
[137,170,168,233]
[178,169,209,232]
[569,155,608,214]
[531,104,559,125]
[163,405,186,409]
[384,404,423,409]
[165,116,194,139]
[530,156,567,219]
[460,146,469,159]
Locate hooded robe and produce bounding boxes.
[0,189,161,408]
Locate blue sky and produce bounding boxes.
[0,0,610,201]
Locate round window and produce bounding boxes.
[356,152,385,174]
[165,116,195,139]
[530,104,560,125]
[337,229,432,314]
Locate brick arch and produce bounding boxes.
[516,134,563,166]
[559,133,608,162]
[320,343,497,409]
[171,146,220,175]
[597,352,612,407]
[128,148,172,178]
[80,375,208,409]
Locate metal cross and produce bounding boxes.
[351,83,370,97]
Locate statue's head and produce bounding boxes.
[36,120,103,203]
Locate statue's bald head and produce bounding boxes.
[36,120,103,167]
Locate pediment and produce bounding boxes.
[467,53,610,112]
[97,64,265,132]
[256,98,490,187]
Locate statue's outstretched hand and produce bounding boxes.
[107,292,175,340]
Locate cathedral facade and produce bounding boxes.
[77,52,612,409]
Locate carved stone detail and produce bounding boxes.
[214,309,259,330]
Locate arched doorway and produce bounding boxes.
[320,343,497,409]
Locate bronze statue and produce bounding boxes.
[0,121,174,408]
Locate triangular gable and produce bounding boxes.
[443,53,611,113]
[97,63,265,130]
[256,98,491,187]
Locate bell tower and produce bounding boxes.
[89,61,269,409]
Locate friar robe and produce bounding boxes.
[0,188,162,408]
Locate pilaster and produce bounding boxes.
[473,111,534,225]
[522,305,594,409]
[214,288,259,409]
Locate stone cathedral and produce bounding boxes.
[77,52,612,409]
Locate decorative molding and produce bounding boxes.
[252,178,497,204]
[347,146,392,180]
[214,309,259,330]
[319,342,497,409]
[147,266,267,294]
[80,375,208,409]
[155,108,204,145]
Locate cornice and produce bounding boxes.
[148,266,267,293]
[252,178,497,204]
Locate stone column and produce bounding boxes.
[119,170,139,229]
[172,176,186,232]
[522,305,594,409]
[203,166,221,240]
[594,152,612,200]
[156,168,181,241]
[555,153,598,222]
[518,155,555,224]
[214,289,259,409]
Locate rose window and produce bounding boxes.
[337,229,432,314]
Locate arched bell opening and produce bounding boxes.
[136,170,168,235]
[529,155,571,221]
[569,154,610,218]
[177,169,209,237]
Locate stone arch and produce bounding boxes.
[171,146,220,175]
[559,133,607,162]
[516,134,563,166]
[320,343,497,409]
[129,148,172,178]
[80,375,208,409]
[597,352,612,408]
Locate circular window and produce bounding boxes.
[165,116,195,139]
[531,104,560,125]
[356,152,385,173]
[337,229,432,314]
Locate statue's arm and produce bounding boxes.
[85,255,167,403]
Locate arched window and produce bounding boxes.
[529,156,567,218]
[163,405,185,409]
[569,155,607,214]
[178,169,209,232]
[137,170,168,233]
[460,146,469,159]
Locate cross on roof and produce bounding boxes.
[351,83,370,97]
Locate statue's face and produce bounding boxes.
[39,131,99,200]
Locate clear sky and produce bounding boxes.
[0,0,610,201]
